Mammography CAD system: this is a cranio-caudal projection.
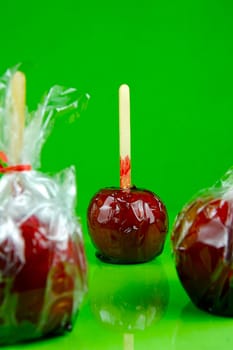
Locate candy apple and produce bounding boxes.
[172,195,233,316]
[87,85,168,263]
[88,187,168,263]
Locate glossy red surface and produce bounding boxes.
[172,198,233,316]
[87,187,168,263]
[0,215,86,343]
[13,216,52,292]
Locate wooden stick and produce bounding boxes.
[123,333,134,350]
[119,84,131,189]
[10,71,26,164]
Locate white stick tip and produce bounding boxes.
[12,71,26,86]
[11,71,26,105]
[119,84,130,94]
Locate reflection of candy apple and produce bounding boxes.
[87,85,168,263]
[172,180,233,316]
[89,262,169,331]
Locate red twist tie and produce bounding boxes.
[0,152,32,174]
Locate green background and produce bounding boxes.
[1,0,233,349]
[1,0,233,217]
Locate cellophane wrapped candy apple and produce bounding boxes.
[0,68,88,344]
[172,168,233,316]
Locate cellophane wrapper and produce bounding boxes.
[0,68,89,343]
[172,167,233,316]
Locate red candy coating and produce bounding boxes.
[0,213,86,343]
[13,216,52,292]
[172,197,233,316]
[87,187,168,263]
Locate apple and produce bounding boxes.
[172,196,233,316]
[0,69,88,344]
[87,186,168,263]
[0,214,87,344]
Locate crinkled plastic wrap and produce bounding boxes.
[0,68,88,343]
[172,168,233,316]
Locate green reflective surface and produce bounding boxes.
[3,215,233,349]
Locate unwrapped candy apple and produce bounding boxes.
[87,85,168,263]
[0,68,88,344]
[172,168,233,316]
[88,187,167,263]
